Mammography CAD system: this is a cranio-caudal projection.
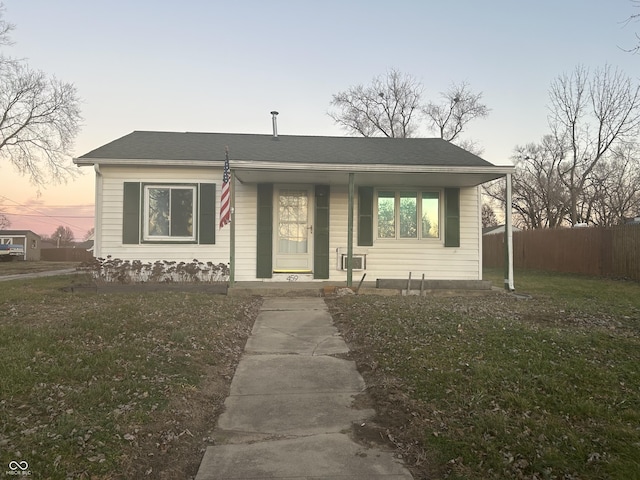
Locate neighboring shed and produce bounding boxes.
[0,230,42,261]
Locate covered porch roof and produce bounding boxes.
[232,162,512,187]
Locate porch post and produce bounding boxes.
[347,172,354,287]
[229,169,236,285]
[504,173,514,291]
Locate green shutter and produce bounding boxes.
[444,188,460,247]
[199,183,216,244]
[314,185,330,279]
[122,182,141,244]
[358,186,373,246]
[256,183,273,278]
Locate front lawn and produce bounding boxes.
[0,274,260,479]
[327,270,640,479]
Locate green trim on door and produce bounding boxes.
[256,183,273,278]
[122,182,141,244]
[357,186,374,246]
[444,187,460,247]
[314,185,330,279]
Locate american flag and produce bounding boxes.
[219,147,231,229]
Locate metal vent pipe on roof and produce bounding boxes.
[270,111,279,138]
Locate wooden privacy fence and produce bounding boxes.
[41,247,94,262]
[483,224,640,281]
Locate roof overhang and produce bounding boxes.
[232,161,514,187]
[73,158,514,187]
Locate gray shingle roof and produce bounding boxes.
[0,230,41,237]
[76,131,497,167]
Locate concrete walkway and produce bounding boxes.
[195,297,413,480]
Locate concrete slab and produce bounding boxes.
[261,297,328,311]
[217,392,375,436]
[247,308,348,355]
[252,309,335,331]
[229,355,365,395]
[195,433,412,480]
[245,331,348,355]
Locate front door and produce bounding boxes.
[274,187,313,272]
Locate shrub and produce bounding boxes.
[78,257,230,284]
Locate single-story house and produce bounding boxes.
[74,128,514,285]
[0,230,41,261]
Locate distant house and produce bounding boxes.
[482,225,521,236]
[39,239,58,250]
[0,230,41,261]
[74,130,514,284]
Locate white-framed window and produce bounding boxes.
[376,190,440,240]
[143,184,196,241]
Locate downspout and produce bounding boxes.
[478,186,483,280]
[347,172,354,287]
[93,163,102,259]
[504,173,515,291]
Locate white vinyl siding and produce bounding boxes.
[94,166,481,281]
[96,166,229,263]
[328,185,481,281]
[233,182,258,281]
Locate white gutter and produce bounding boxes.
[73,157,514,175]
[73,157,217,167]
[231,161,514,175]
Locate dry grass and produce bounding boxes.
[0,273,260,479]
[328,271,640,479]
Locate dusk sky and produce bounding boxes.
[0,0,638,239]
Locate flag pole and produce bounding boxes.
[220,146,234,285]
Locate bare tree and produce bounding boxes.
[548,65,640,225]
[51,225,74,246]
[586,144,640,225]
[83,227,95,241]
[481,203,498,228]
[0,6,82,185]
[0,212,10,229]
[329,69,423,138]
[329,71,490,148]
[485,136,568,229]
[487,66,640,229]
[0,4,12,47]
[623,0,640,54]
[423,82,490,142]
